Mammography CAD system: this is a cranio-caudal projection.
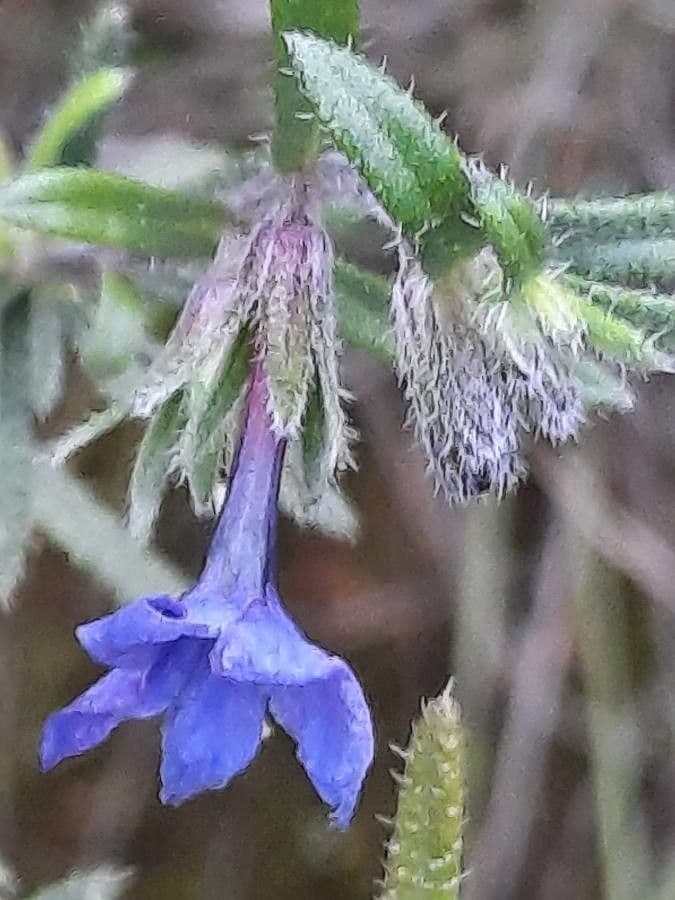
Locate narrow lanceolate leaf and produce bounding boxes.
[26,68,132,171]
[556,237,675,286]
[0,168,228,257]
[184,327,252,514]
[470,165,547,284]
[34,463,187,602]
[567,276,675,336]
[49,403,128,466]
[380,682,467,899]
[78,1,132,73]
[0,289,33,607]
[29,291,67,420]
[270,0,359,172]
[128,391,186,544]
[334,259,393,361]
[548,191,675,241]
[579,302,674,372]
[284,32,480,274]
[60,2,134,167]
[261,282,313,437]
[82,269,149,378]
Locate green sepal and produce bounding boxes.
[301,375,325,485]
[333,259,393,360]
[571,358,634,412]
[49,403,128,467]
[185,327,252,513]
[0,168,228,257]
[128,390,187,544]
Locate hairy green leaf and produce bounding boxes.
[567,276,675,336]
[548,191,675,241]
[128,390,186,544]
[381,683,466,898]
[284,32,480,273]
[471,167,547,283]
[557,237,675,286]
[0,168,228,257]
[580,301,674,371]
[26,68,132,171]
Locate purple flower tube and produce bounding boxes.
[40,362,374,827]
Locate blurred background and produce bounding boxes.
[1,0,675,897]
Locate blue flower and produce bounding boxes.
[40,365,374,828]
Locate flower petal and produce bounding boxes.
[76,595,215,668]
[160,659,266,805]
[209,587,336,685]
[269,661,374,828]
[40,639,202,771]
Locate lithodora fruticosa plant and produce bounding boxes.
[0,1,674,897]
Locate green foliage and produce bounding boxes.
[28,288,68,420]
[184,327,252,512]
[128,390,187,544]
[470,167,547,284]
[270,0,359,172]
[548,191,675,241]
[82,269,149,377]
[26,68,131,171]
[34,461,187,602]
[556,237,675,287]
[0,168,227,257]
[379,682,466,899]
[567,276,675,339]
[285,33,548,282]
[333,259,393,360]
[0,289,33,608]
[284,32,479,273]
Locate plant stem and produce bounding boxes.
[269,0,359,173]
[572,550,652,900]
